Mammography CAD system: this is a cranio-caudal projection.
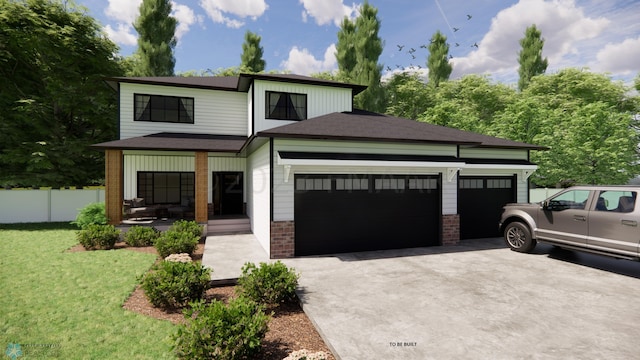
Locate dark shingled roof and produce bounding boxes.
[104,73,367,94]
[92,133,248,153]
[258,110,547,150]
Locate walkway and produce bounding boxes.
[201,233,270,284]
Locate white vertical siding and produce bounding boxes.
[123,152,247,204]
[247,142,271,255]
[119,83,248,139]
[252,80,353,133]
[442,176,458,215]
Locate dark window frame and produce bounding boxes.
[134,93,194,124]
[265,91,307,120]
[137,171,195,205]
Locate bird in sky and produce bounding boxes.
[467,14,472,20]
[449,54,453,59]
[455,42,460,47]
[397,44,405,51]
[407,47,416,54]
[420,44,428,49]
[453,27,460,32]
[386,66,392,72]
[472,42,479,48]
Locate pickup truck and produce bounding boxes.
[499,186,640,260]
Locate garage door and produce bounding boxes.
[458,176,516,239]
[294,174,440,256]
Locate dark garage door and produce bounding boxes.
[294,174,441,256]
[458,176,516,239]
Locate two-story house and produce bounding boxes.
[94,73,544,258]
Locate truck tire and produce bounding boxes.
[504,222,536,253]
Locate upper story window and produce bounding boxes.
[134,94,194,124]
[266,91,307,120]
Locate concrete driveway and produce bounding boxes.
[282,238,640,360]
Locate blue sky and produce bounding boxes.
[78,0,640,86]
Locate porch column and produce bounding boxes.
[195,151,208,223]
[105,149,123,225]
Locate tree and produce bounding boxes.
[517,24,548,91]
[133,0,177,76]
[336,1,385,112]
[427,30,452,87]
[240,30,265,73]
[0,0,122,187]
[384,73,432,119]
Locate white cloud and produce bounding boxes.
[451,0,609,79]
[592,36,640,74]
[199,0,267,28]
[105,0,142,23]
[299,0,358,27]
[173,3,203,40]
[281,44,338,75]
[103,24,137,46]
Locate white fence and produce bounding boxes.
[0,187,562,224]
[0,189,105,224]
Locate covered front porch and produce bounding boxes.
[95,132,250,228]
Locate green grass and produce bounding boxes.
[0,223,175,359]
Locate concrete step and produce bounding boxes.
[207,217,251,235]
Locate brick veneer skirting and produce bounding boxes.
[270,221,295,258]
[442,214,460,246]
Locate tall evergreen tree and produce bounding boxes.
[336,1,385,112]
[240,30,266,73]
[335,17,356,82]
[427,30,452,87]
[517,24,548,91]
[133,0,177,76]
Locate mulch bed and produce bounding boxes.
[67,240,334,360]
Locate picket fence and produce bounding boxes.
[0,188,105,224]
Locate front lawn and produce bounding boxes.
[0,223,174,359]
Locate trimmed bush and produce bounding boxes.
[141,260,211,309]
[72,202,107,229]
[237,261,299,305]
[154,229,199,258]
[173,297,270,359]
[123,226,159,247]
[77,224,120,250]
[170,220,203,239]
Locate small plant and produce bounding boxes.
[170,220,203,239]
[72,202,107,229]
[237,261,299,306]
[154,229,199,258]
[123,226,159,247]
[173,297,270,359]
[141,260,211,309]
[76,224,120,250]
[164,253,193,263]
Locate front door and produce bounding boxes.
[212,172,244,216]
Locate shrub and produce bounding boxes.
[173,297,270,359]
[170,220,203,239]
[76,224,120,250]
[123,226,159,247]
[72,202,107,229]
[141,260,211,309]
[237,261,299,305]
[154,229,199,258]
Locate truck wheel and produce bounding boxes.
[504,222,536,253]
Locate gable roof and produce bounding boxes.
[258,110,547,150]
[104,73,366,95]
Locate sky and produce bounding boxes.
[77,0,640,86]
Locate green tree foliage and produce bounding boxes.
[384,73,432,120]
[240,30,266,73]
[336,1,385,112]
[0,0,122,187]
[133,0,177,76]
[517,24,548,91]
[427,30,452,87]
